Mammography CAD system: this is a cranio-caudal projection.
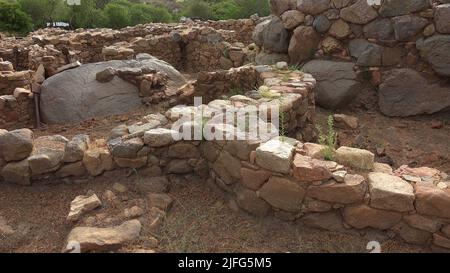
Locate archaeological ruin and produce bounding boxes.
[1,0,450,254]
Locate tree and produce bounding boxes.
[0,0,32,34]
[129,3,172,25]
[103,1,130,28]
[211,0,241,20]
[235,0,270,18]
[67,0,97,28]
[182,0,214,20]
[18,0,68,28]
[144,5,172,23]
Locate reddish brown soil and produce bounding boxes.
[0,170,425,253]
[316,86,450,174]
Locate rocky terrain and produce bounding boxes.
[1,1,450,253]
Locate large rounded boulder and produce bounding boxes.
[303,60,363,109]
[40,56,185,124]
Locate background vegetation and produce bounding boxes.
[0,0,270,35]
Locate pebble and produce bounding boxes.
[113,183,128,193]
[332,170,347,183]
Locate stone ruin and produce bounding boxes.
[259,0,450,116]
[1,4,450,252]
[0,18,261,129]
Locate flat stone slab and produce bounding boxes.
[258,176,305,212]
[67,194,102,222]
[415,185,450,219]
[143,128,178,147]
[307,174,367,204]
[292,154,334,182]
[368,172,415,212]
[255,139,294,174]
[335,146,374,170]
[65,220,141,253]
[343,204,402,230]
[0,129,34,162]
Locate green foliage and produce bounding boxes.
[182,0,214,20]
[316,115,337,161]
[288,64,303,72]
[67,0,97,29]
[229,87,245,97]
[129,4,172,25]
[235,0,270,18]
[103,1,130,28]
[0,0,32,34]
[281,74,291,82]
[1,0,270,34]
[180,0,270,21]
[18,0,68,28]
[211,0,240,20]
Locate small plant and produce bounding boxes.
[316,115,337,161]
[281,74,291,82]
[258,85,280,100]
[288,64,303,72]
[278,100,287,142]
[229,87,244,97]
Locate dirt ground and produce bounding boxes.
[316,86,450,174]
[0,169,425,253]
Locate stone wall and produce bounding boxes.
[1,63,450,251]
[0,19,259,74]
[256,0,450,116]
[191,66,260,103]
[199,18,262,44]
[207,135,450,251]
[0,61,32,95]
[0,64,315,184]
[0,88,35,130]
[0,60,35,129]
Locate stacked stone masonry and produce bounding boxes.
[0,19,264,130]
[0,59,35,129]
[257,0,450,116]
[0,18,261,74]
[1,63,450,251]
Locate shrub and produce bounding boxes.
[103,2,130,28]
[182,0,214,20]
[211,0,240,20]
[129,4,172,25]
[18,0,68,29]
[235,0,270,18]
[0,0,32,34]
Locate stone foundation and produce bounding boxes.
[1,63,450,251]
[0,19,260,74]
[0,60,35,130]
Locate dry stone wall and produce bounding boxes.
[0,65,316,184]
[0,60,34,129]
[0,19,259,75]
[257,0,450,116]
[0,19,261,130]
[1,65,450,251]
